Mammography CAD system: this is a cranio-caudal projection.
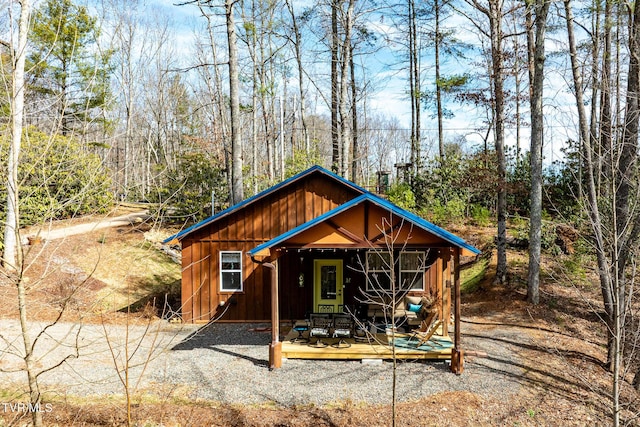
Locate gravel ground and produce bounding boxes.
[0,318,523,406]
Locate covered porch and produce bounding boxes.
[249,194,479,373]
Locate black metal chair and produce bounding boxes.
[290,320,309,343]
[331,313,353,348]
[308,313,332,348]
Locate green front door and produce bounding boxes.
[313,259,343,313]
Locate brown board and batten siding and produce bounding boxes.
[180,173,362,323]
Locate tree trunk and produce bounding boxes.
[563,0,611,314]
[339,0,355,178]
[226,0,243,204]
[598,0,613,200]
[511,14,523,161]
[249,0,258,193]
[3,0,31,271]
[527,0,549,305]
[350,43,360,183]
[589,0,602,196]
[566,0,638,422]
[18,275,43,427]
[489,0,508,284]
[525,5,534,101]
[435,0,445,163]
[8,4,42,425]
[408,0,421,172]
[196,4,232,204]
[285,0,309,153]
[565,0,615,370]
[617,0,640,403]
[331,0,341,173]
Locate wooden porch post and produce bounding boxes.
[263,261,282,370]
[451,247,464,374]
[442,248,451,337]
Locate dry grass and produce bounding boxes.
[0,212,180,323]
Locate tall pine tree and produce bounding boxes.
[28,0,111,136]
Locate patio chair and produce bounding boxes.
[290,320,309,343]
[409,318,443,348]
[308,313,332,348]
[407,298,442,348]
[415,309,437,334]
[331,313,353,348]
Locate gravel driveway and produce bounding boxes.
[0,318,523,406]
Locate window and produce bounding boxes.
[365,251,426,291]
[220,251,242,292]
[400,251,425,290]
[366,251,391,291]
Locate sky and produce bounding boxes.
[136,0,574,164]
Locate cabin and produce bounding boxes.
[165,166,480,372]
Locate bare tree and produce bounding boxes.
[565,0,640,423]
[226,0,244,204]
[339,0,355,178]
[526,0,549,305]
[101,298,172,427]
[330,0,341,173]
[185,0,244,203]
[350,45,361,183]
[2,0,30,271]
[408,0,421,172]
[465,0,508,284]
[2,4,47,426]
[285,0,310,154]
[348,216,438,427]
[193,1,231,181]
[596,0,614,199]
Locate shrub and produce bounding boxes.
[470,204,491,226]
[0,127,113,227]
[510,213,561,255]
[387,183,416,211]
[151,150,227,223]
[422,195,466,227]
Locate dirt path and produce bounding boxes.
[25,211,150,242]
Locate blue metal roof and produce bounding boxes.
[163,165,368,243]
[249,192,481,256]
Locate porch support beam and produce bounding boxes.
[451,247,464,374]
[261,260,282,370]
[442,248,451,337]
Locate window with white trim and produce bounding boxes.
[220,251,243,292]
[366,251,391,291]
[400,251,425,290]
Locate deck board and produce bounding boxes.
[281,330,453,360]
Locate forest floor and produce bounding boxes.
[0,209,638,426]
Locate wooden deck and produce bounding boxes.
[281,328,453,361]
